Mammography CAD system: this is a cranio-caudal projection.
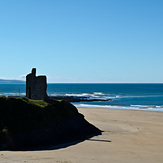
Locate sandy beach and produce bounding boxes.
[0,107,163,163]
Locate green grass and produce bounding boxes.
[21,97,49,107]
[0,97,78,135]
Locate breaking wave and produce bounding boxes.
[0,92,26,96]
[74,104,163,112]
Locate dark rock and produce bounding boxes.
[0,97,101,150]
[49,96,113,102]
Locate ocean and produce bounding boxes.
[0,83,163,112]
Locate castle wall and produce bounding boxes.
[26,68,47,100]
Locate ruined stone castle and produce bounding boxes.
[26,68,48,100]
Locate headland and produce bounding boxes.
[0,97,101,150]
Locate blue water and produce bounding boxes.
[0,83,163,111]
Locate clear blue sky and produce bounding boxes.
[0,0,163,83]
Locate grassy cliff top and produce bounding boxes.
[0,97,78,134]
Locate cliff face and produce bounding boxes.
[0,97,101,150]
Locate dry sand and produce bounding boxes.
[0,107,163,163]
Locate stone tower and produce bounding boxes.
[26,68,48,100]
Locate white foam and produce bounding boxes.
[48,92,125,101]
[65,93,91,97]
[156,106,162,108]
[74,104,163,112]
[48,93,58,96]
[93,92,105,95]
[130,105,152,108]
[0,93,26,96]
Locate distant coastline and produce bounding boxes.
[0,79,25,84]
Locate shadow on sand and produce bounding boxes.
[0,132,108,151]
[0,139,85,152]
[0,137,111,152]
[88,138,111,143]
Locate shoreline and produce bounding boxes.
[0,107,163,162]
[75,104,163,112]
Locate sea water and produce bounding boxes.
[0,83,163,112]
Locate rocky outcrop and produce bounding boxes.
[50,96,113,102]
[0,97,101,150]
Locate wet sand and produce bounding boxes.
[0,107,163,163]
